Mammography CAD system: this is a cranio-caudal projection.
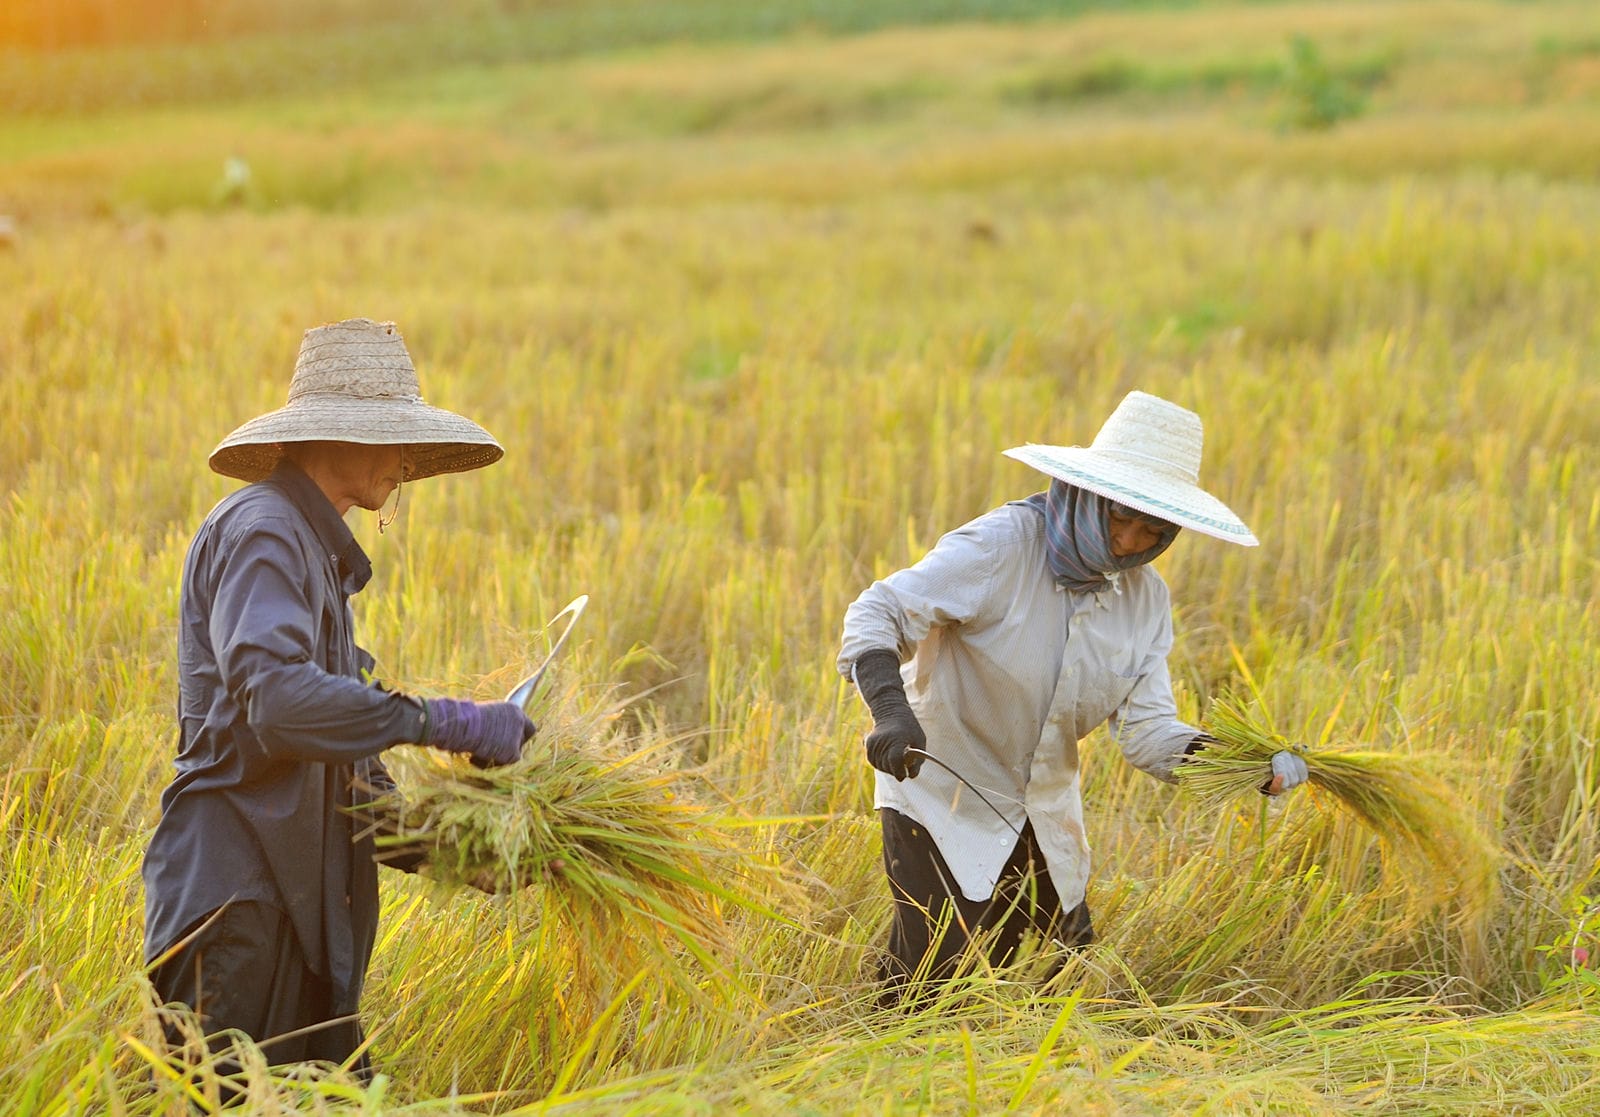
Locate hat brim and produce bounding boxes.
[209,397,504,482]
[1003,444,1258,546]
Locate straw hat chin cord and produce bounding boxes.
[378,473,403,534]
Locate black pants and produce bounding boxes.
[879,808,1094,992]
[150,902,369,1087]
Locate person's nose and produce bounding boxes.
[1110,521,1157,557]
[1109,522,1137,556]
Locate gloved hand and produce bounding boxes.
[1183,731,1219,757]
[852,649,927,781]
[421,698,536,769]
[866,711,927,782]
[1264,749,1309,796]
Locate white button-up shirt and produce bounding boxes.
[838,502,1198,907]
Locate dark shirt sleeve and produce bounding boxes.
[211,521,424,763]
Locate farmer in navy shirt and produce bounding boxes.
[144,318,533,1078]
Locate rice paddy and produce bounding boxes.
[4,0,1600,1112]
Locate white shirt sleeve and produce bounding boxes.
[837,520,1000,675]
[1105,602,1200,782]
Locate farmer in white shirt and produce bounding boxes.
[838,390,1308,994]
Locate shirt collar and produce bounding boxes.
[266,460,374,594]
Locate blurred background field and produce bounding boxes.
[3,0,1600,1112]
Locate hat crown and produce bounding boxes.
[1088,390,1203,484]
[286,318,422,404]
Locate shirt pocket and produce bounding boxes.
[1072,663,1142,738]
[1063,616,1146,736]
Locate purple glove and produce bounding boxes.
[421,698,536,768]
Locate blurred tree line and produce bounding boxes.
[0,0,1168,113]
[0,0,539,49]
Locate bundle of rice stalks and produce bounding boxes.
[373,685,781,972]
[1176,694,1500,918]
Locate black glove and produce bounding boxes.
[1183,731,1218,757]
[852,649,926,781]
[421,698,536,768]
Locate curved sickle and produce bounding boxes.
[506,594,590,709]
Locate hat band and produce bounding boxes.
[285,390,426,404]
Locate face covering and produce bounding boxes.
[1014,480,1178,593]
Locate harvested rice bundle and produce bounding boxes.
[1178,694,1499,916]
[375,685,771,966]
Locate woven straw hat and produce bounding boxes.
[209,318,503,482]
[1003,390,1257,546]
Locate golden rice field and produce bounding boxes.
[3,0,1600,1111]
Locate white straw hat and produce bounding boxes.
[1002,390,1258,546]
[209,318,504,482]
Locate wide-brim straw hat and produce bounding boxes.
[209,318,504,482]
[1003,390,1258,546]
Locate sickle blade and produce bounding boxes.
[506,594,590,709]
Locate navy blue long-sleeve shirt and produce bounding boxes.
[143,461,426,1013]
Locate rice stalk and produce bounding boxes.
[1178,693,1500,920]
[374,684,788,978]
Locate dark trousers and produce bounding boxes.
[879,808,1094,991]
[150,901,369,1086]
